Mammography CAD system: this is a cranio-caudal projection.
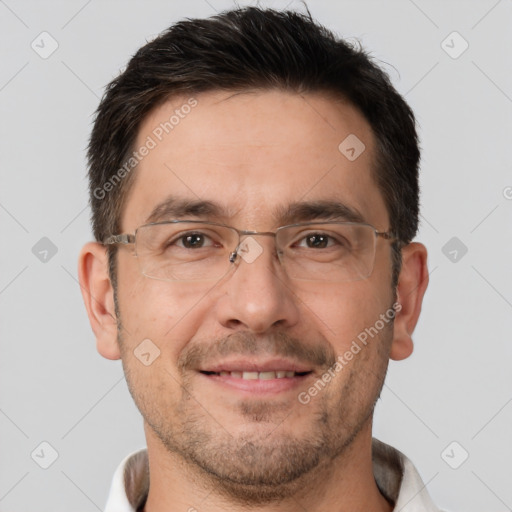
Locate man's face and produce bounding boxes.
[114,90,397,498]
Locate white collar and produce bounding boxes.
[104,438,442,511]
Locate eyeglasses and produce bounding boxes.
[103,220,397,283]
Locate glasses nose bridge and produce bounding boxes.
[229,229,280,264]
[237,228,277,239]
[236,229,278,250]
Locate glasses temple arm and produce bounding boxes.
[103,234,136,245]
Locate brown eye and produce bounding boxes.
[180,233,208,248]
[304,234,330,249]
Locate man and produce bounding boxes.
[78,6,438,511]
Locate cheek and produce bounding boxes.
[295,281,391,349]
[117,272,215,359]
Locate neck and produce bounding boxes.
[141,422,393,512]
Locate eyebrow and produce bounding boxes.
[144,196,366,226]
[145,197,231,224]
[276,200,365,225]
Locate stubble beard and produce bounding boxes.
[115,295,394,505]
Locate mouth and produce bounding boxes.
[200,370,311,379]
[197,359,314,394]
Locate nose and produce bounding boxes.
[215,235,300,333]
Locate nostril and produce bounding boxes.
[226,319,243,329]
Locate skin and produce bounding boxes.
[79,89,428,512]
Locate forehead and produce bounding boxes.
[122,89,388,230]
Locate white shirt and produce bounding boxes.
[104,438,443,511]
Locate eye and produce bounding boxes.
[301,233,330,249]
[295,232,345,249]
[172,232,216,249]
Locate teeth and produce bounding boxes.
[215,371,300,379]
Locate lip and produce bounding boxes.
[198,357,313,374]
[198,370,312,394]
[197,357,315,395]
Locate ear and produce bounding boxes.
[390,242,429,361]
[78,242,121,360]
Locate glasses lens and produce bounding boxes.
[135,222,238,281]
[276,223,377,282]
[132,221,379,283]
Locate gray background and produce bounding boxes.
[1,0,511,510]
